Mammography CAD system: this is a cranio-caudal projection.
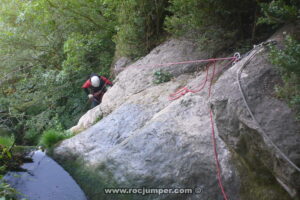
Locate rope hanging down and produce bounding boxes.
[210,110,229,200]
[166,54,239,200]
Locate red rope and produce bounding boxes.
[208,60,229,200]
[208,61,216,97]
[168,63,211,100]
[207,60,229,200]
[186,62,211,93]
[168,57,236,100]
[210,110,229,200]
[167,56,237,200]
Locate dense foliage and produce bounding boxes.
[111,0,169,58]
[259,0,300,25]
[0,0,299,147]
[165,0,300,53]
[269,35,300,119]
[0,0,116,145]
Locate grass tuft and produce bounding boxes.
[39,129,73,149]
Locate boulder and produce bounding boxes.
[54,33,298,200]
[211,32,300,198]
[55,38,240,199]
[54,90,240,200]
[101,39,209,116]
[70,38,210,132]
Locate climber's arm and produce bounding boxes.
[82,79,92,95]
[101,76,113,86]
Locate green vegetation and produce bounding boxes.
[165,0,300,54]
[39,129,73,149]
[165,0,259,54]
[111,0,169,59]
[269,36,300,76]
[0,0,116,145]
[269,35,300,119]
[0,137,14,169]
[259,0,300,25]
[0,1,299,198]
[0,136,14,149]
[0,0,299,147]
[0,136,18,200]
[0,181,18,200]
[153,70,172,84]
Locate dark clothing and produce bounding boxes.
[91,98,100,108]
[82,75,112,107]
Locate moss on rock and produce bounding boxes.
[231,131,292,200]
[51,156,135,200]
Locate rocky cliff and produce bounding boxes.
[52,30,300,200]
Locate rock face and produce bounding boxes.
[211,46,300,198]
[113,57,132,75]
[53,35,299,200]
[69,105,102,133]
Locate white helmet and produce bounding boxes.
[91,76,100,87]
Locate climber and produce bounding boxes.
[82,74,113,108]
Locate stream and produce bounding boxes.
[4,150,87,200]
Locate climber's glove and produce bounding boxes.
[88,94,93,99]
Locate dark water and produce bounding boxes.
[4,150,87,200]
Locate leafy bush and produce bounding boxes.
[153,70,172,84]
[0,136,27,200]
[0,136,14,148]
[269,36,300,76]
[23,130,41,145]
[39,129,73,149]
[165,0,300,53]
[0,181,18,200]
[0,135,23,173]
[165,0,257,42]
[63,32,115,77]
[0,0,116,145]
[259,0,300,25]
[269,35,300,119]
[110,0,168,58]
